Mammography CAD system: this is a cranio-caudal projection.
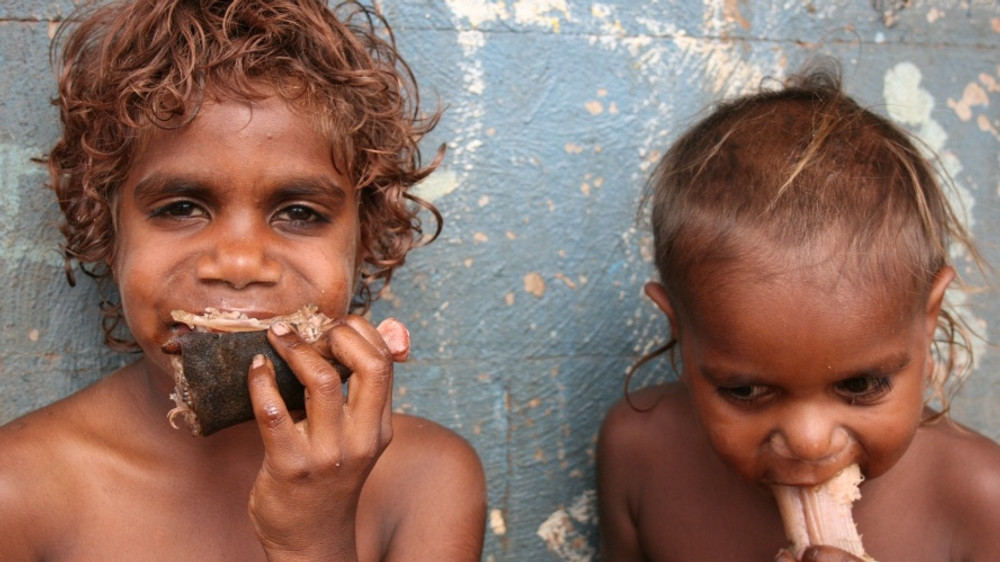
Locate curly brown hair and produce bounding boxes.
[48,0,443,350]
[630,60,985,418]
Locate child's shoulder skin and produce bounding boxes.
[0,362,485,561]
[597,382,1000,561]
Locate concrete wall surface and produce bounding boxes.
[2,1,999,560]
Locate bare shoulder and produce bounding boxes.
[598,382,694,460]
[368,413,486,562]
[0,368,148,558]
[381,413,485,484]
[0,398,88,557]
[920,418,1000,558]
[597,382,703,560]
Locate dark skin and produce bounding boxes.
[0,97,486,561]
[598,260,1000,561]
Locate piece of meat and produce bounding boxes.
[163,305,407,437]
[771,464,877,561]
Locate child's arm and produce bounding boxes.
[948,431,1000,560]
[596,400,648,561]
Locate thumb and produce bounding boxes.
[801,545,866,562]
[774,548,798,562]
[376,318,410,362]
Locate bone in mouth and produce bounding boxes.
[771,464,877,561]
[163,305,339,437]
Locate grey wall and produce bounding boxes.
[2,1,999,560]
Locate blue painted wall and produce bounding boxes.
[2,1,999,560]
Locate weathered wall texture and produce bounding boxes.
[2,1,999,560]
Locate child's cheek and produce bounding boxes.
[694,403,767,482]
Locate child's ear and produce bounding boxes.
[924,266,956,338]
[644,282,680,341]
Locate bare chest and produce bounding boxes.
[48,463,267,561]
[633,466,954,561]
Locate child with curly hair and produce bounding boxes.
[597,63,1000,561]
[0,1,485,559]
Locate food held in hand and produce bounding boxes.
[771,464,877,562]
[163,305,408,437]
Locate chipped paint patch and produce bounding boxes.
[446,0,569,31]
[411,168,459,203]
[524,272,546,297]
[489,508,507,535]
[947,82,989,122]
[513,0,570,30]
[536,490,597,562]
[671,35,770,99]
[884,62,934,127]
[444,0,508,27]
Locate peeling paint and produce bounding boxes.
[524,272,546,297]
[883,62,974,233]
[513,0,570,30]
[947,82,989,122]
[884,62,935,127]
[444,0,508,28]
[489,508,507,536]
[536,490,597,562]
[444,0,570,31]
[411,167,459,203]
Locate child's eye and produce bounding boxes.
[273,205,329,226]
[835,376,892,405]
[717,385,770,404]
[151,200,205,219]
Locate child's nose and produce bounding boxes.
[770,405,851,463]
[195,227,282,289]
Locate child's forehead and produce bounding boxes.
[680,242,923,326]
[124,95,350,193]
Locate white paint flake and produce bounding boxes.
[536,490,597,562]
[412,168,459,203]
[444,0,508,27]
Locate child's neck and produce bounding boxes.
[124,358,266,460]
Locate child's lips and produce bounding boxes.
[765,461,860,488]
[164,308,279,349]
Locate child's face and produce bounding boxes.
[648,259,951,487]
[112,95,361,374]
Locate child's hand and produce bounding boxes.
[245,315,408,560]
[775,546,868,562]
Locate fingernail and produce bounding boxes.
[270,322,290,336]
[251,354,265,368]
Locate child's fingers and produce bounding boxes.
[247,353,299,451]
[326,316,395,430]
[266,321,346,432]
[376,317,410,362]
[773,546,867,562]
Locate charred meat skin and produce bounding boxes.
[166,331,307,437]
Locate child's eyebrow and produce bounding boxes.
[263,178,349,205]
[131,174,206,200]
[698,352,913,385]
[130,174,348,204]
